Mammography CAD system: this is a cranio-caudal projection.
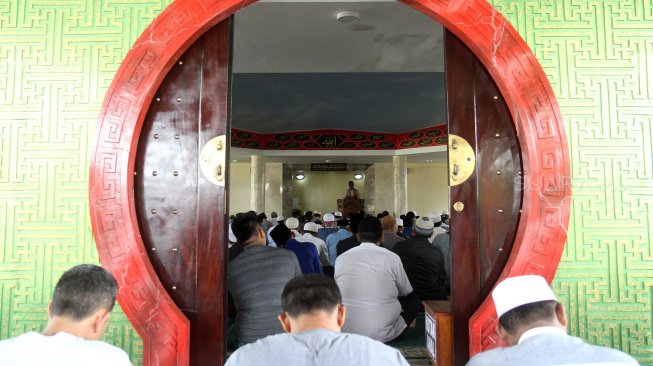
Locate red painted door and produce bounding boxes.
[445,30,523,365]
[133,19,232,366]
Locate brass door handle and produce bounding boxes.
[448,134,475,186]
[199,135,226,186]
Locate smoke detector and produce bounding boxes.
[336,11,360,24]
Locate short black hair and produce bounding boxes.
[357,216,383,243]
[348,181,354,185]
[270,224,292,246]
[336,219,349,228]
[282,274,342,317]
[232,212,261,243]
[50,264,118,321]
[499,300,558,333]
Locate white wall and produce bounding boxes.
[229,163,252,214]
[291,171,365,214]
[407,162,449,216]
[229,161,449,217]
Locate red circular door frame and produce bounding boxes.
[89,0,571,364]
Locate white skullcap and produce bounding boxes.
[492,275,557,318]
[286,217,299,230]
[428,211,442,223]
[323,213,335,222]
[334,211,343,218]
[277,215,285,222]
[396,218,404,226]
[228,224,237,243]
[414,216,435,236]
[303,222,318,233]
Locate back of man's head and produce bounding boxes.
[498,300,558,334]
[50,264,118,321]
[357,216,383,243]
[492,275,562,344]
[381,215,396,231]
[270,224,292,246]
[282,274,341,317]
[232,212,261,244]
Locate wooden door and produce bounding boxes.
[446,30,523,365]
[133,19,232,366]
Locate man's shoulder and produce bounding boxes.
[231,246,295,267]
[0,332,131,366]
[468,335,640,366]
[226,330,408,366]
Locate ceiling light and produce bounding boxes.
[295,172,305,180]
[353,172,364,180]
[336,11,360,24]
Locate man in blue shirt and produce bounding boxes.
[317,213,338,242]
[325,219,352,266]
[271,223,321,274]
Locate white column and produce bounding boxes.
[250,155,265,213]
[393,156,408,216]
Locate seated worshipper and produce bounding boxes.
[401,212,415,237]
[270,223,322,274]
[297,222,333,276]
[432,219,451,290]
[380,215,404,251]
[326,219,352,266]
[396,218,407,238]
[336,213,363,257]
[228,213,302,348]
[0,264,131,365]
[428,211,447,239]
[393,217,448,301]
[286,216,302,238]
[317,213,338,242]
[467,275,639,366]
[335,217,420,342]
[266,215,284,247]
[225,274,410,366]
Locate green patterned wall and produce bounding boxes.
[0,0,651,365]
[0,0,174,364]
[489,1,653,363]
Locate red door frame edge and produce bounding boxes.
[89,0,571,364]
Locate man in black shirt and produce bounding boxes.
[392,216,448,301]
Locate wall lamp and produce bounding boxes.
[353,172,364,180]
[295,172,306,180]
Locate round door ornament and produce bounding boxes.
[199,135,226,186]
[448,134,475,186]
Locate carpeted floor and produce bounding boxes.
[386,314,430,365]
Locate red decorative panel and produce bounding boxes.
[89,0,571,364]
[230,125,447,151]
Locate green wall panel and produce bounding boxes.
[0,0,173,364]
[1,0,652,365]
[489,1,653,364]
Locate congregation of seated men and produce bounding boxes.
[0,208,639,365]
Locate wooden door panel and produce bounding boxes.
[474,60,523,298]
[446,30,523,365]
[135,42,202,311]
[134,19,232,366]
[445,30,481,366]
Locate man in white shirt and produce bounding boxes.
[467,275,639,366]
[0,264,132,366]
[335,216,420,342]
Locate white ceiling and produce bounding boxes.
[233,1,444,73]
